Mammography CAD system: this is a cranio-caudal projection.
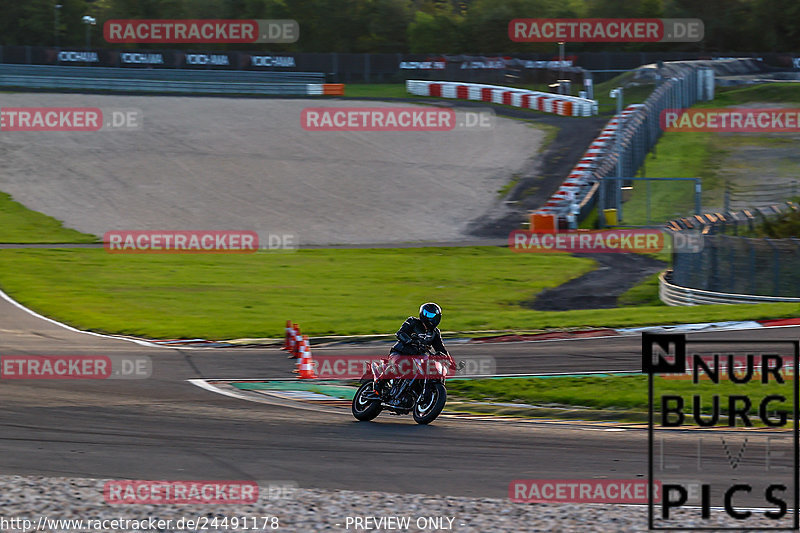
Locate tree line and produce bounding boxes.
[1,0,797,54]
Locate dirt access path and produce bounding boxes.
[529,253,667,311]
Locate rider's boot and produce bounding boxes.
[366,379,383,400]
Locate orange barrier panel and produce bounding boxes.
[322,84,345,96]
[529,213,557,232]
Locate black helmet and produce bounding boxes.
[419,302,442,329]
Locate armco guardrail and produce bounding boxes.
[671,210,800,299]
[0,64,325,83]
[405,80,598,117]
[0,76,333,95]
[659,270,800,306]
[662,202,800,305]
[527,60,731,228]
[664,203,796,235]
[0,64,332,96]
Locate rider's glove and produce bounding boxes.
[433,352,457,371]
[409,332,432,351]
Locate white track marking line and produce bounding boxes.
[200,371,641,381]
[187,378,257,401]
[487,323,799,345]
[188,378,350,415]
[193,377,789,433]
[0,288,159,348]
[190,378,638,427]
[472,334,623,344]
[0,288,221,350]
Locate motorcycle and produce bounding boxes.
[351,344,463,425]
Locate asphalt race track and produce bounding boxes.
[1,292,798,507]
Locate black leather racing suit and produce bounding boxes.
[390,316,449,356]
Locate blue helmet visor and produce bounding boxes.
[422,308,438,319]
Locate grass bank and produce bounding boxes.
[0,247,599,338]
[701,83,800,106]
[623,83,800,226]
[621,132,725,225]
[0,193,97,244]
[1,246,798,339]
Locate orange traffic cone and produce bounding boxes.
[293,335,317,379]
[286,323,300,359]
[291,324,302,359]
[282,320,293,351]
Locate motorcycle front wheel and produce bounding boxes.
[413,382,447,425]
[352,382,383,421]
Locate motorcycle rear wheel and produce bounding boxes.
[352,382,383,421]
[413,382,447,425]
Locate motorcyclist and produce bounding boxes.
[372,303,456,398]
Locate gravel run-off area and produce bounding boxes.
[0,94,543,246]
[0,476,793,532]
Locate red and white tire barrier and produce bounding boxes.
[406,80,597,117]
[530,104,645,229]
[306,84,345,96]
